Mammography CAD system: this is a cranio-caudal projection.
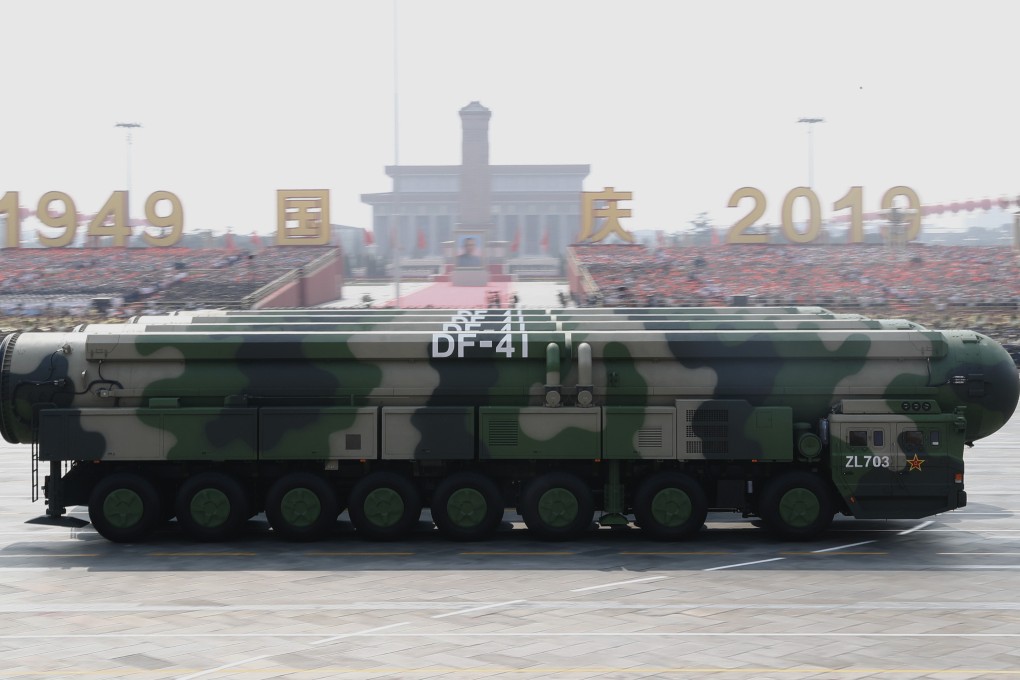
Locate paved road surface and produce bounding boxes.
[1,414,1019,678]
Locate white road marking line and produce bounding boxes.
[704,557,784,571]
[311,621,411,645]
[954,512,1020,515]
[832,528,1020,532]
[0,531,96,536]
[812,540,876,553]
[5,630,1020,641]
[950,565,1020,570]
[570,576,667,592]
[431,599,525,618]
[4,600,1020,614]
[899,520,935,535]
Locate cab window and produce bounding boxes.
[848,430,868,447]
[899,430,924,453]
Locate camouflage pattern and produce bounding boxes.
[137,305,834,321]
[124,312,862,326]
[79,318,923,335]
[1,307,1016,543]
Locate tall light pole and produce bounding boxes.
[115,122,142,220]
[797,117,824,188]
[390,0,402,305]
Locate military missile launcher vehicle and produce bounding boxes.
[137,306,835,320]
[1,307,1016,543]
[79,318,925,335]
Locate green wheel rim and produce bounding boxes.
[189,488,231,529]
[650,487,693,527]
[363,487,404,528]
[280,487,322,528]
[778,488,820,528]
[103,488,144,529]
[446,488,487,528]
[537,487,578,528]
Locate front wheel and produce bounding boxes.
[759,471,834,540]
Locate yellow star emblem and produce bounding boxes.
[906,454,925,471]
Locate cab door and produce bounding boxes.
[892,423,950,497]
[830,416,894,501]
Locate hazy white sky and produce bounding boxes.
[2,0,1017,236]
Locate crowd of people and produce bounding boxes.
[2,243,1019,360]
[570,242,1020,356]
[0,246,330,330]
[573,243,1018,308]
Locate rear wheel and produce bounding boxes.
[431,472,503,541]
[348,472,422,541]
[175,472,249,541]
[759,471,833,540]
[89,472,161,543]
[634,471,707,540]
[521,472,593,541]
[266,472,338,542]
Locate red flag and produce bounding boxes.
[710,227,719,246]
[251,231,262,247]
[510,229,520,254]
[363,229,374,245]
[540,227,549,253]
[224,231,236,250]
[417,227,426,250]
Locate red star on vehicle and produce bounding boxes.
[906,454,925,471]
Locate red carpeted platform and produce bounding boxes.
[383,281,514,308]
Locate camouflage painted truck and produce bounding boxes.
[79,317,925,335]
[1,308,1016,543]
[136,305,836,320]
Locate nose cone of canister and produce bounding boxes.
[969,334,1020,441]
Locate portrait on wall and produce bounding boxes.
[454,232,484,268]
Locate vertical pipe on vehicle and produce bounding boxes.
[577,342,593,407]
[545,342,561,407]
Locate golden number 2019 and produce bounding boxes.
[728,186,921,244]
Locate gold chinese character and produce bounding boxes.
[276,190,331,245]
[578,187,635,243]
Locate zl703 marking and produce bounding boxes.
[845,455,891,469]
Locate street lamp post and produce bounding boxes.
[391,0,401,306]
[797,117,824,188]
[115,122,142,221]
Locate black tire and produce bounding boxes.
[759,470,834,541]
[520,472,594,541]
[266,472,339,542]
[89,472,162,543]
[174,471,249,541]
[348,471,422,541]
[633,471,707,540]
[431,472,504,541]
